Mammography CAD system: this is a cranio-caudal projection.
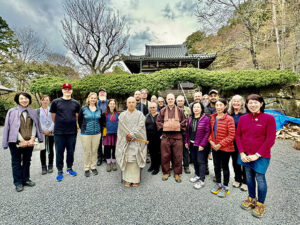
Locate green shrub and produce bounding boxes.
[30,68,299,101]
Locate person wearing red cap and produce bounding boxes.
[50,83,81,182]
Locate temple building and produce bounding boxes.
[123,44,217,73]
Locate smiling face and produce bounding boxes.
[215,101,226,114]
[209,93,219,103]
[62,87,73,97]
[149,102,157,114]
[41,97,50,108]
[89,94,98,105]
[232,97,242,111]
[166,94,175,107]
[247,100,263,114]
[176,96,185,107]
[194,92,202,102]
[19,94,30,107]
[193,103,202,115]
[108,100,116,111]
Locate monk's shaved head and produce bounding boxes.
[127,96,136,112]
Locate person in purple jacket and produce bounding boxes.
[2,92,43,192]
[185,102,210,189]
[236,94,276,218]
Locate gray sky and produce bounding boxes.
[0,0,199,56]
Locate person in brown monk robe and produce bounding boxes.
[156,93,186,183]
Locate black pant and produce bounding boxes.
[231,142,246,183]
[148,135,161,171]
[104,145,116,159]
[54,134,77,172]
[212,150,231,186]
[97,135,103,161]
[190,142,207,182]
[182,134,190,168]
[9,143,33,186]
[40,135,54,167]
[204,142,210,170]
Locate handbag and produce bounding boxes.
[33,137,45,152]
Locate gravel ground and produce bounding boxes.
[0,127,299,225]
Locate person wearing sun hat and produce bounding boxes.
[50,83,81,182]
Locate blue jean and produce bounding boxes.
[54,134,77,172]
[190,142,207,182]
[9,143,33,186]
[244,166,267,203]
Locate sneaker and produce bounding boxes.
[189,176,200,183]
[184,167,191,174]
[252,202,266,218]
[233,181,241,188]
[15,184,24,192]
[66,169,77,177]
[240,183,248,191]
[241,196,257,211]
[106,163,112,172]
[151,170,159,175]
[217,186,230,198]
[56,172,63,182]
[193,180,205,189]
[211,183,222,195]
[91,169,98,175]
[48,165,53,173]
[42,166,47,175]
[175,174,182,183]
[162,174,170,181]
[112,163,117,171]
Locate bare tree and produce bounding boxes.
[61,0,130,74]
[196,0,269,69]
[15,27,48,63]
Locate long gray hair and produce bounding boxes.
[228,95,246,115]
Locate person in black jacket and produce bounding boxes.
[145,102,161,175]
[134,90,148,116]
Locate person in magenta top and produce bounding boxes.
[236,94,276,218]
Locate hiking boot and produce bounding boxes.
[252,202,266,218]
[162,174,170,181]
[189,175,200,183]
[240,183,248,191]
[175,174,182,183]
[66,168,77,177]
[217,186,230,198]
[48,165,53,173]
[24,180,36,187]
[85,170,90,177]
[241,196,257,211]
[211,183,222,195]
[42,166,47,175]
[92,169,98,175]
[193,180,205,189]
[184,167,191,174]
[233,181,241,188]
[106,163,112,172]
[56,172,63,182]
[112,163,117,171]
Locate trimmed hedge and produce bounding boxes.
[30,68,299,101]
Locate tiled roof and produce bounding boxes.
[125,44,217,60]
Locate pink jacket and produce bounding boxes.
[235,112,276,158]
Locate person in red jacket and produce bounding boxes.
[236,94,276,218]
[209,98,235,198]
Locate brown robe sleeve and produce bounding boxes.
[156,107,166,131]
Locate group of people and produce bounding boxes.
[2,84,276,218]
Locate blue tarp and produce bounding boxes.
[265,109,300,131]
